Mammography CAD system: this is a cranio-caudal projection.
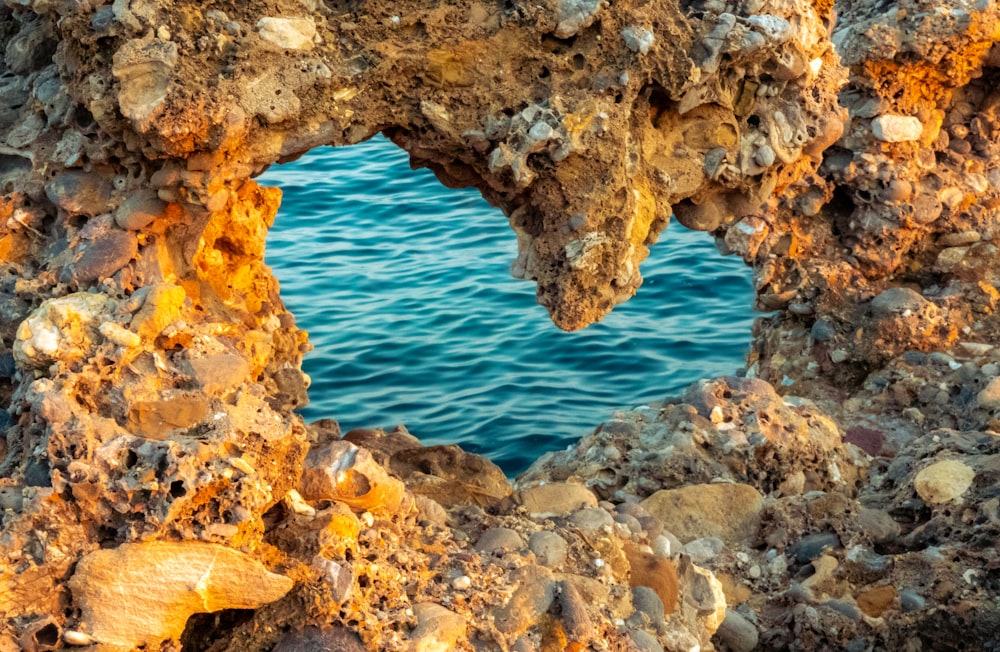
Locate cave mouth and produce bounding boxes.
[260,136,756,475]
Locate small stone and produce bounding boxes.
[493,568,557,636]
[844,427,884,456]
[682,537,725,564]
[629,629,663,652]
[631,586,666,624]
[299,440,408,514]
[870,287,929,318]
[823,599,861,620]
[476,527,525,553]
[899,589,926,612]
[914,459,975,504]
[714,609,758,652]
[113,38,179,126]
[553,0,601,38]
[451,575,472,590]
[854,508,900,544]
[976,376,1000,409]
[44,171,113,216]
[639,483,763,544]
[856,585,897,617]
[409,603,467,650]
[257,17,316,50]
[186,353,250,397]
[272,626,365,652]
[115,190,167,230]
[871,114,923,142]
[621,26,654,54]
[529,531,568,567]
[311,556,353,602]
[64,231,139,285]
[569,507,614,532]
[558,581,594,643]
[790,532,841,564]
[518,482,597,519]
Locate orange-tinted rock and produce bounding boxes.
[68,542,293,648]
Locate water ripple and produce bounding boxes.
[262,136,756,474]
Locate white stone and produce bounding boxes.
[256,17,316,50]
[914,459,975,504]
[871,114,923,142]
[621,26,655,54]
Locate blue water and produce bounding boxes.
[261,136,755,474]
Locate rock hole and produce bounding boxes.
[261,137,754,473]
[169,480,187,497]
[124,449,138,468]
[34,623,59,646]
[572,53,586,70]
[180,609,255,652]
[747,114,761,129]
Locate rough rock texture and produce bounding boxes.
[2,0,1000,650]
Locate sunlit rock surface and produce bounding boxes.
[1,0,1000,649]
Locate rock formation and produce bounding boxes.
[0,0,999,649]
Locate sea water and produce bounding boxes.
[261,136,755,474]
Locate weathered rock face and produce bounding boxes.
[2,0,1000,650]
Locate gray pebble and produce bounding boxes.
[790,532,840,564]
[631,586,665,626]
[629,629,664,652]
[714,609,759,652]
[683,536,725,564]
[569,507,614,532]
[528,531,567,568]
[899,589,925,612]
[823,599,862,621]
[475,527,525,553]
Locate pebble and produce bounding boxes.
[789,532,840,564]
[854,507,900,544]
[976,376,1000,409]
[914,459,975,504]
[475,527,525,553]
[493,569,557,636]
[856,585,897,617]
[682,537,725,564]
[871,114,923,142]
[631,586,666,625]
[115,190,167,230]
[870,286,929,318]
[621,26,655,54]
[715,609,759,652]
[569,507,614,532]
[256,17,316,50]
[629,629,664,652]
[899,589,926,612]
[823,599,862,620]
[409,603,467,649]
[528,531,567,568]
[44,171,113,216]
[518,482,597,519]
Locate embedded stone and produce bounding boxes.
[115,190,167,230]
[13,293,116,370]
[68,542,293,649]
[300,440,408,514]
[914,459,975,504]
[518,482,597,519]
[112,38,179,126]
[44,171,112,216]
[639,483,763,544]
[871,115,923,142]
[257,17,316,50]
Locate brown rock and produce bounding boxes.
[639,483,764,544]
[390,444,512,508]
[299,440,409,515]
[68,542,293,649]
[857,585,898,618]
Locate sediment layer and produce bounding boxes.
[1,0,999,650]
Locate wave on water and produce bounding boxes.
[261,136,757,474]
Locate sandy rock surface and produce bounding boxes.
[1,0,1000,650]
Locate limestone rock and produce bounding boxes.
[518,482,597,519]
[640,484,764,544]
[68,542,294,648]
[112,38,179,127]
[257,17,317,50]
[13,293,117,370]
